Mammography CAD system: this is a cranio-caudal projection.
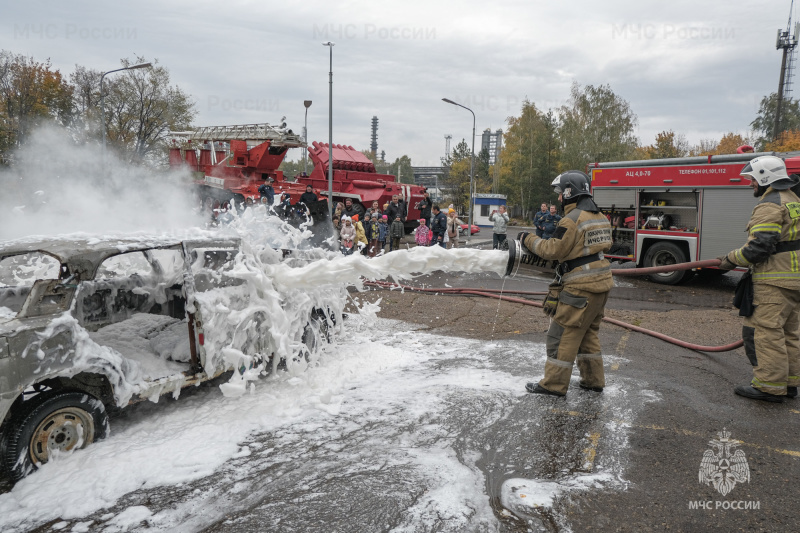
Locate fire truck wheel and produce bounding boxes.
[643,242,692,285]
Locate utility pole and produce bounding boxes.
[774,2,799,141]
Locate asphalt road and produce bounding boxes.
[3,234,797,533]
[359,244,797,532]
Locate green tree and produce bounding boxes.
[101,57,195,164]
[474,148,492,194]
[440,139,473,213]
[387,155,414,184]
[558,82,638,169]
[0,51,74,163]
[751,93,800,149]
[643,130,689,159]
[499,101,559,219]
[278,157,313,180]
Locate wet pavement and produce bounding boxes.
[2,247,798,533]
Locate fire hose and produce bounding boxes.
[364,258,744,353]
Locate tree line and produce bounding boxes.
[0,50,194,166]
[441,82,800,220]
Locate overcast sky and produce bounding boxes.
[1,0,795,166]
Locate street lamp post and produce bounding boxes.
[442,98,476,242]
[303,100,312,175]
[322,42,335,212]
[100,62,151,166]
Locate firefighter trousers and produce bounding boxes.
[743,284,800,395]
[539,288,609,395]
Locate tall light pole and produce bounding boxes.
[303,100,312,175]
[442,98,475,242]
[323,42,335,212]
[100,62,151,165]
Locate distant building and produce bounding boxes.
[481,129,503,165]
[472,193,507,227]
[411,166,446,202]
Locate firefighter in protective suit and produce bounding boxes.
[517,171,613,396]
[718,155,800,403]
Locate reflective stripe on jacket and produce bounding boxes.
[727,187,800,289]
[522,204,613,293]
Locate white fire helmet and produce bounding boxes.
[740,156,791,189]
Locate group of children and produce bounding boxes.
[336,212,406,256]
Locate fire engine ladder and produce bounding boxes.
[180,123,306,148]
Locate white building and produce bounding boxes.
[471,193,507,227]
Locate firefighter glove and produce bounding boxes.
[542,282,562,317]
[716,255,737,271]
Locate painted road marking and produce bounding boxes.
[549,408,800,459]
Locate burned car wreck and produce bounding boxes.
[0,236,338,481]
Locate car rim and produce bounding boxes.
[29,407,95,464]
[653,250,678,278]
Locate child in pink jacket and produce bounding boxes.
[414,219,430,246]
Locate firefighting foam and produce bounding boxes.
[0,126,204,241]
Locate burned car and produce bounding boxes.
[0,236,336,480]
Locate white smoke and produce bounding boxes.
[0,126,204,240]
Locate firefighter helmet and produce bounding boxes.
[740,156,792,190]
[552,171,592,199]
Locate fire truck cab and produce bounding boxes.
[590,151,800,284]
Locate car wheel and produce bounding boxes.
[460,228,467,236]
[643,242,692,285]
[1,390,108,481]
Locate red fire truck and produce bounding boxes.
[168,123,427,231]
[589,150,800,284]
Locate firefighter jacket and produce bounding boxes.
[521,202,613,293]
[725,187,800,290]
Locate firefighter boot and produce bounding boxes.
[734,384,783,403]
[526,382,566,397]
[787,386,797,399]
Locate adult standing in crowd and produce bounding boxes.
[370,200,382,217]
[533,203,548,237]
[416,190,433,227]
[342,198,363,219]
[386,195,405,223]
[517,171,613,397]
[430,205,447,248]
[489,205,510,249]
[446,209,465,249]
[542,205,562,239]
[718,155,800,403]
[299,185,318,207]
[258,177,275,207]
